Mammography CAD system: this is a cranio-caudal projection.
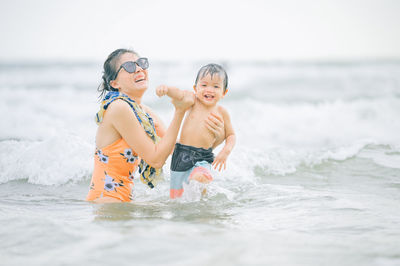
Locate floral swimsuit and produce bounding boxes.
[86,138,139,202]
[87,91,163,202]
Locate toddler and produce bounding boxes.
[156,63,236,198]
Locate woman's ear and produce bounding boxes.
[109,80,119,90]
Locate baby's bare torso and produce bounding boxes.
[179,100,223,149]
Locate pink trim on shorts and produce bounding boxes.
[189,166,213,182]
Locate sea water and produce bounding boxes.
[0,60,399,266]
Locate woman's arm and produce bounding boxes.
[107,95,193,168]
[205,112,225,149]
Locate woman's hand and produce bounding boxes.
[205,112,225,148]
[171,91,195,112]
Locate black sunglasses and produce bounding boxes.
[113,57,149,81]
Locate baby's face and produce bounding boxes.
[194,73,225,106]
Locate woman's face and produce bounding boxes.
[112,52,149,95]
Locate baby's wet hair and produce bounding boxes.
[98,48,138,99]
[195,63,228,93]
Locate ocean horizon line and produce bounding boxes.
[1,57,400,68]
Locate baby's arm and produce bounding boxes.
[156,85,185,101]
[212,107,236,171]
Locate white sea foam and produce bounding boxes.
[231,97,400,149]
[0,133,93,185]
[1,86,98,142]
[359,146,400,169]
[1,93,399,185]
[219,96,400,177]
[0,61,399,186]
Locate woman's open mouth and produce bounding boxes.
[135,78,146,83]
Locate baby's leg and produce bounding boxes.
[189,164,213,196]
[189,166,213,183]
[170,162,213,198]
[170,171,187,199]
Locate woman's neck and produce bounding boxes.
[120,90,144,104]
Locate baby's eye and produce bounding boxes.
[201,84,207,87]
[214,86,220,88]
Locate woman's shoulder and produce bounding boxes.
[106,99,132,114]
[103,99,139,124]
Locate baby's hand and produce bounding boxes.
[156,85,169,97]
[212,151,229,171]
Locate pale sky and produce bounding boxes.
[0,0,399,62]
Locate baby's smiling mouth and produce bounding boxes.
[204,94,215,99]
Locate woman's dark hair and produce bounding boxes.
[97,48,138,99]
[194,63,228,93]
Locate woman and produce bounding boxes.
[86,48,224,203]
